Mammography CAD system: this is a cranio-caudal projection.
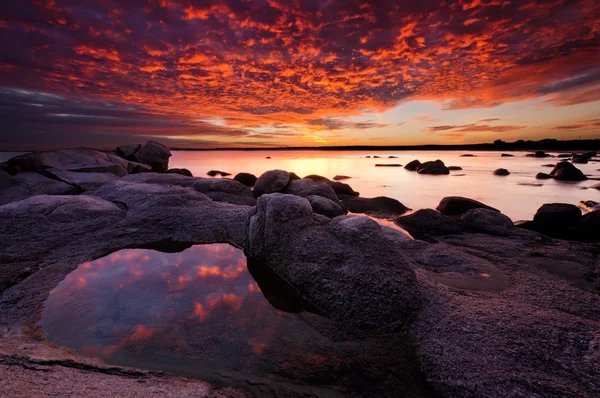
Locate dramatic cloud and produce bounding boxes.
[0,0,599,148]
[426,123,525,134]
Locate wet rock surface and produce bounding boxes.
[417,160,450,175]
[1,157,600,397]
[550,161,588,181]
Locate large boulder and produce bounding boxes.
[532,203,581,232]
[458,208,513,235]
[283,178,339,201]
[436,196,499,216]
[305,195,347,218]
[253,169,290,197]
[417,160,449,175]
[404,159,421,171]
[233,172,257,187]
[245,193,421,331]
[339,194,410,219]
[550,162,588,181]
[133,141,171,172]
[7,148,150,177]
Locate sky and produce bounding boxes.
[0,0,599,150]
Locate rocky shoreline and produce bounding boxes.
[1,142,599,397]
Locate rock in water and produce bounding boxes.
[207,170,231,177]
[572,157,588,164]
[550,162,588,181]
[447,166,462,171]
[578,200,600,213]
[333,175,351,181]
[234,172,257,186]
[460,154,475,157]
[338,195,410,218]
[165,168,193,177]
[133,141,171,172]
[305,195,346,218]
[493,168,510,176]
[536,172,553,180]
[304,174,330,182]
[253,169,291,197]
[533,203,581,231]
[501,153,514,157]
[417,160,450,175]
[404,159,421,171]
[437,196,499,216]
[375,164,402,167]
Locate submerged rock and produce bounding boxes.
[375,164,402,167]
[459,154,475,157]
[253,169,290,197]
[536,172,553,180]
[207,170,231,177]
[333,175,351,181]
[447,166,462,171]
[233,172,257,187]
[339,194,410,218]
[404,159,421,171]
[436,196,499,216]
[493,168,510,176]
[526,151,550,158]
[417,160,449,175]
[500,153,514,157]
[132,141,171,172]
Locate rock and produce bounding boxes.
[458,208,513,235]
[388,156,398,158]
[289,172,301,180]
[526,151,550,158]
[246,194,421,330]
[164,168,193,177]
[500,153,514,157]
[265,156,271,159]
[592,184,600,190]
[373,155,382,158]
[333,175,351,181]
[1,170,80,205]
[233,172,257,186]
[533,203,581,231]
[207,170,231,177]
[404,160,421,171]
[116,144,141,159]
[7,148,148,177]
[557,154,572,158]
[568,211,600,242]
[436,196,499,216]
[572,157,588,164]
[283,178,338,201]
[536,172,553,180]
[459,154,475,157]
[303,174,329,182]
[447,166,462,171]
[417,160,449,175]
[0,194,124,222]
[493,168,510,176]
[365,156,371,158]
[395,209,464,237]
[375,164,401,167]
[253,170,290,197]
[338,194,410,219]
[328,181,359,197]
[44,169,120,191]
[519,183,543,187]
[578,200,600,213]
[550,162,588,181]
[305,195,346,218]
[191,179,256,206]
[133,141,171,172]
[121,173,255,206]
[541,164,555,167]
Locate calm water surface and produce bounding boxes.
[171,150,600,220]
[42,244,432,397]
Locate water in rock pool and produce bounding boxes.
[41,243,434,397]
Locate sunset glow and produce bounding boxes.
[1,0,598,149]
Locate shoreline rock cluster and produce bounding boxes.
[1,143,599,397]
